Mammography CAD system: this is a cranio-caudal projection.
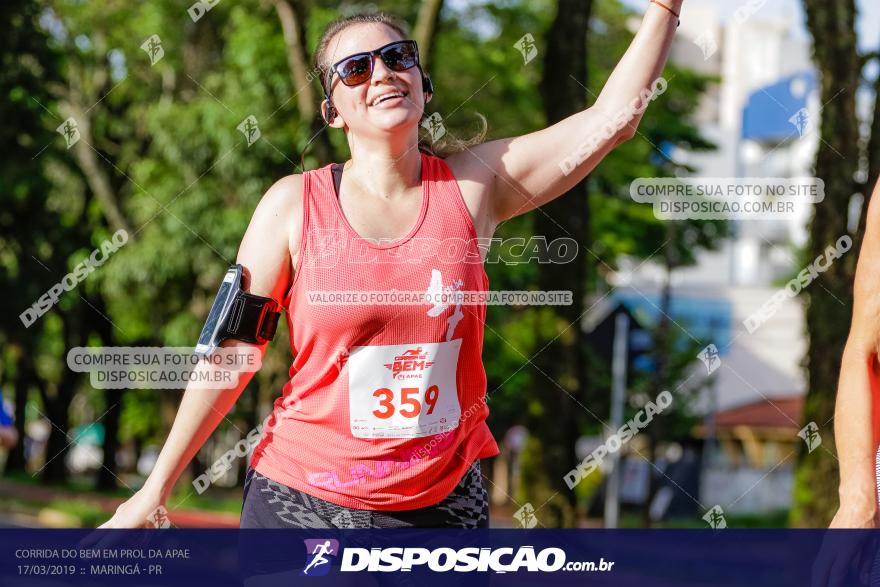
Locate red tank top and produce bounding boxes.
[250,151,500,510]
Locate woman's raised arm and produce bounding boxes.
[449,0,681,225]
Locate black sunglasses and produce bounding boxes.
[325,39,420,90]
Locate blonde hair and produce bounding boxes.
[313,12,486,158]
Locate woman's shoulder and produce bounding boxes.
[250,173,305,251]
[256,174,304,222]
[265,173,305,198]
[436,150,497,240]
[236,173,305,301]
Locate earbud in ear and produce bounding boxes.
[422,73,434,101]
[322,98,337,124]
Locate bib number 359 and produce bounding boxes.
[348,340,462,438]
[372,385,439,419]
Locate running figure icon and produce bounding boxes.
[303,540,336,575]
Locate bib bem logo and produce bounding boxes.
[384,347,434,379]
[302,539,339,576]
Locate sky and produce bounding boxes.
[448,0,880,55]
[622,0,880,51]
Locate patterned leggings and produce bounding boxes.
[239,459,489,529]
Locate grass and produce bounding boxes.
[0,497,106,528]
[45,500,109,528]
[166,491,243,514]
[4,470,132,498]
[619,509,791,528]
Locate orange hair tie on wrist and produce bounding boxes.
[650,0,681,27]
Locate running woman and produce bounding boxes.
[101,2,682,529]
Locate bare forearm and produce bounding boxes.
[835,343,879,512]
[594,0,680,116]
[142,342,265,501]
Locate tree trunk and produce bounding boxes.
[39,379,74,485]
[413,0,444,70]
[529,0,593,526]
[274,0,335,165]
[38,302,91,485]
[794,0,862,527]
[3,346,34,475]
[94,292,123,490]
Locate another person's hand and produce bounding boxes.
[829,500,877,529]
[812,478,878,585]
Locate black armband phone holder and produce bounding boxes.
[194,264,281,357]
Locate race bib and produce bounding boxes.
[348,340,462,439]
